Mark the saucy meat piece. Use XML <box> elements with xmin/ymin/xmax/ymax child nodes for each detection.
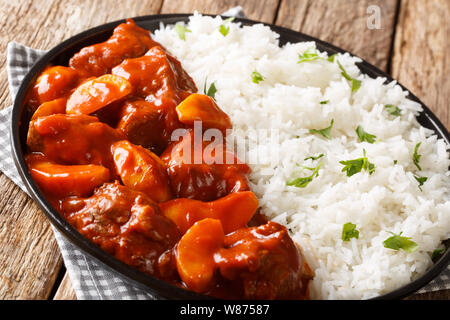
<box><xmin>160</xmin><ymin>130</ymin><xmax>251</xmax><ymax>201</ymax></box>
<box><xmin>66</xmin><ymin>74</ymin><xmax>132</xmax><ymax>115</ymax></box>
<box><xmin>27</xmin><ymin>114</ymin><xmax>124</xmax><ymax>172</ymax></box>
<box><xmin>26</xmin><ymin>153</ymin><xmax>110</xmax><ymax>198</ymax></box>
<box><xmin>59</xmin><ymin>182</ymin><xmax>180</xmax><ymax>278</ymax></box>
<box><xmin>159</xmin><ymin>191</ymin><xmax>259</xmax><ymax>234</ymax></box>
<box><xmin>27</xmin><ymin>66</ymin><xmax>79</xmax><ymax>111</ymax></box>
<box><xmin>214</xmin><ymin>221</ymin><xmax>311</xmax><ymax>300</ymax></box>
<box><xmin>112</xmin><ymin>46</ymin><xmax>197</xmax><ymax>152</ymax></box>
<box><xmin>69</xmin><ymin>19</ymin><xmax>159</xmax><ymax>77</ymax></box>
<box><xmin>117</xmin><ymin>99</ymin><xmax>182</xmax><ymax>154</ymax></box>
<box><xmin>111</xmin><ymin>46</ymin><xmax>196</xmax><ymax>101</ymax></box>
<box><xmin>112</xmin><ymin>140</ymin><xmax>172</xmax><ymax>202</ymax></box>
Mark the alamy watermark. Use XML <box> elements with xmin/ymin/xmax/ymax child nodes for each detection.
<box><xmin>169</xmin><ymin>121</ymin><xmax>280</xmax><ymax>167</ymax></box>
<box><xmin>367</xmin><ymin>5</ymin><xmax>382</xmax><ymax>30</ymax></box>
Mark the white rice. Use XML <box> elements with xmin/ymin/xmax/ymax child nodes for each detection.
<box><xmin>153</xmin><ymin>13</ymin><xmax>450</xmax><ymax>299</ymax></box>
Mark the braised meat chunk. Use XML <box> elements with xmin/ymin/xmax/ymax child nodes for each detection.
<box><xmin>69</xmin><ymin>19</ymin><xmax>159</xmax><ymax>77</ymax></box>
<box><xmin>27</xmin><ymin>114</ymin><xmax>124</xmax><ymax>171</ymax></box>
<box><xmin>161</xmin><ymin>130</ymin><xmax>251</xmax><ymax>201</ymax></box>
<box><xmin>117</xmin><ymin>98</ymin><xmax>182</xmax><ymax>154</ymax></box>
<box><xmin>214</xmin><ymin>221</ymin><xmax>312</xmax><ymax>300</ymax></box>
<box><xmin>59</xmin><ymin>182</ymin><xmax>181</xmax><ymax>278</ymax></box>
<box><xmin>111</xmin><ymin>46</ymin><xmax>197</xmax><ymax>101</ymax></box>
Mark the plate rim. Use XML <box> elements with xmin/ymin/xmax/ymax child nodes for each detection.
<box><xmin>10</xmin><ymin>13</ymin><xmax>450</xmax><ymax>300</ymax></box>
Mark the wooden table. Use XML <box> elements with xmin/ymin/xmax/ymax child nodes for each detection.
<box><xmin>0</xmin><ymin>0</ymin><xmax>448</xmax><ymax>300</ymax></box>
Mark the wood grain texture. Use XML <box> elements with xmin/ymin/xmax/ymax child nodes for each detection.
<box><xmin>160</xmin><ymin>0</ymin><xmax>280</xmax><ymax>23</ymax></box>
<box><xmin>391</xmin><ymin>0</ymin><xmax>449</xmax><ymax>130</ymax></box>
<box><xmin>53</xmin><ymin>273</ymin><xmax>77</xmax><ymax>300</ymax></box>
<box><xmin>276</xmin><ymin>0</ymin><xmax>398</xmax><ymax>71</ymax></box>
<box><xmin>0</xmin><ymin>0</ymin><xmax>163</xmax><ymax>300</ymax></box>
<box><xmin>0</xmin><ymin>174</ymin><xmax>63</xmax><ymax>299</ymax></box>
<box><xmin>393</xmin><ymin>0</ymin><xmax>450</xmax><ymax>298</ymax></box>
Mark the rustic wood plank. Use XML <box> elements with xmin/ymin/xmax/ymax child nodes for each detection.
<box><xmin>275</xmin><ymin>0</ymin><xmax>398</xmax><ymax>71</ymax></box>
<box><xmin>0</xmin><ymin>175</ymin><xmax>62</xmax><ymax>299</ymax></box>
<box><xmin>53</xmin><ymin>273</ymin><xmax>77</xmax><ymax>300</ymax></box>
<box><xmin>392</xmin><ymin>0</ymin><xmax>450</xmax><ymax>300</ymax></box>
<box><xmin>391</xmin><ymin>0</ymin><xmax>449</xmax><ymax>130</ymax></box>
<box><xmin>0</xmin><ymin>0</ymin><xmax>163</xmax><ymax>300</ymax></box>
<box><xmin>160</xmin><ymin>0</ymin><xmax>280</xmax><ymax>24</ymax></box>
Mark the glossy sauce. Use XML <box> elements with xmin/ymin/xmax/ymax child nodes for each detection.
<box><xmin>24</xmin><ymin>19</ymin><xmax>312</xmax><ymax>299</ymax></box>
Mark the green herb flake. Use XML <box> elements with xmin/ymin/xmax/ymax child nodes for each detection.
<box><xmin>219</xmin><ymin>24</ymin><xmax>230</xmax><ymax>36</ymax></box>
<box><xmin>356</xmin><ymin>125</ymin><xmax>377</xmax><ymax>144</ymax></box>
<box><xmin>413</xmin><ymin>142</ymin><xmax>422</xmax><ymax>171</ymax></box>
<box><xmin>414</xmin><ymin>175</ymin><xmax>428</xmax><ymax>191</ymax></box>
<box><xmin>286</xmin><ymin>176</ymin><xmax>314</xmax><ymax>188</ymax></box>
<box><xmin>203</xmin><ymin>79</ymin><xmax>217</xmax><ymax>100</ymax></box>
<box><xmin>342</xmin><ymin>222</ymin><xmax>359</xmax><ymax>241</ymax></box>
<box><xmin>287</xmin><ymin>163</ymin><xmax>322</xmax><ymax>189</ymax></box>
<box><xmin>320</xmin><ymin>100</ymin><xmax>329</xmax><ymax>104</ymax></box>
<box><xmin>298</xmin><ymin>48</ymin><xmax>322</xmax><ymax>64</ymax></box>
<box><xmin>384</xmin><ymin>104</ymin><xmax>401</xmax><ymax>117</ymax></box>
<box><xmin>383</xmin><ymin>231</ymin><xmax>418</xmax><ymax>253</ymax></box>
<box><xmin>431</xmin><ymin>247</ymin><xmax>445</xmax><ymax>260</ymax></box>
<box><xmin>304</xmin><ymin>153</ymin><xmax>325</xmax><ymax>161</ymax></box>
<box><xmin>309</xmin><ymin>119</ymin><xmax>334</xmax><ymax>139</ymax></box>
<box><xmin>393</xmin><ymin>160</ymin><xmax>398</xmax><ymax>165</ymax></box>
<box><xmin>251</xmin><ymin>70</ymin><xmax>264</xmax><ymax>84</ymax></box>
<box><xmin>175</xmin><ymin>24</ymin><xmax>191</xmax><ymax>41</ymax></box>
<box><xmin>219</xmin><ymin>17</ymin><xmax>235</xmax><ymax>37</ymax></box>
<box><xmin>337</xmin><ymin>61</ymin><xmax>362</xmax><ymax>93</ymax></box>
<box><xmin>327</xmin><ymin>53</ymin><xmax>337</xmax><ymax>63</ymax></box>
<box><xmin>339</xmin><ymin>149</ymin><xmax>375</xmax><ymax>177</ymax></box>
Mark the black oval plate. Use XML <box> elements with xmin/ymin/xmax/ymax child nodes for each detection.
<box><xmin>10</xmin><ymin>14</ymin><xmax>450</xmax><ymax>300</ymax></box>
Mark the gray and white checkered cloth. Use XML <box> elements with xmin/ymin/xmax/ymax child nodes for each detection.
<box><xmin>1</xmin><ymin>8</ymin><xmax>449</xmax><ymax>300</ymax></box>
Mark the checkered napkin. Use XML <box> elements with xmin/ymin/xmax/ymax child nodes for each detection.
<box><xmin>1</xmin><ymin>7</ymin><xmax>449</xmax><ymax>300</ymax></box>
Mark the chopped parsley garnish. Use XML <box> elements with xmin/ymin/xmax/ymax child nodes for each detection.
<box><xmin>356</xmin><ymin>125</ymin><xmax>377</xmax><ymax>144</ymax></box>
<box><xmin>413</xmin><ymin>142</ymin><xmax>422</xmax><ymax>171</ymax></box>
<box><xmin>414</xmin><ymin>175</ymin><xmax>427</xmax><ymax>191</ymax></box>
<box><xmin>342</xmin><ymin>222</ymin><xmax>359</xmax><ymax>241</ymax></box>
<box><xmin>175</xmin><ymin>24</ymin><xmax>191</xmax><ymax>41</ymax></box>
<box><xmin>383</xmin><ymin>232</ymin><xmax>418</xmax><ymax>253</ymax></box>
<box><xmin>431</xmin><ymin>247</ymin><xmax>445</xmax><ymax>260</ymax></box>
<box><xmin>393</xmin><ymin>160</ymin><xmax>398</xmax><ymax>165</ymax></box>
<box><xmin>385</xmin><ymin>104</ymin><xmax>401</xmax><ymax>117</ymax></box>
<box><xmin>337</xmin><ymin>61</ymin><xmax>361</xmax><ymax>92</ymax></box>
<box><xmin>309</xmin><ymin>119</ymin><xmax>334</xmax><ymax>139</ymax></box>
<box><xmin>304</xmin><ymin>153</ymin><xmax>325</xmax><ymax>161</ymax></box>
<box><xmin>251</xmin><ymin>70</ymin><xmax>264</xmax><ymax>84</ymax></box>
<box><xmin>219</xmin><ymin>17</ymin><xmax>235</xmax><ymax>37</ymax></box>
<box><xmin>287</xmin><ymin>163</ymin><xmax>322</xmax><ymax>188</ymax></box>
<box><xmin>203</xmin><ymin>78</ymin><xmax>217</xmax><ymax>100</ymax></box>
<box><xmin>320</xmin><ymin>100</ymin><xmax>329</xmax><ymax>104</ymax></box>
<box><xmin>219</xmin><ymin>24</ymin><xmax>230</xmax><ymax>37</ymax></box>
<box><xmin>339</xmin><ymin>149</ymin><xmax>375</xmax><ymax>177</ymax></box>
<box><xmin>327</xmin><ymin>53</ymin><xmax>337</xmax><ymax>62</ymax></box>
<box><xmin>298</xmin><ymin>48</ymin><xmax>322</xmax><ymax>64</ymax></box>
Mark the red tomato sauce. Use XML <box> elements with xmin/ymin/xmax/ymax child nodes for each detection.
<box><xmin>24</xmin><ymin>18</ymin><xmax>313</xmax><ymax>300</ymax></box>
